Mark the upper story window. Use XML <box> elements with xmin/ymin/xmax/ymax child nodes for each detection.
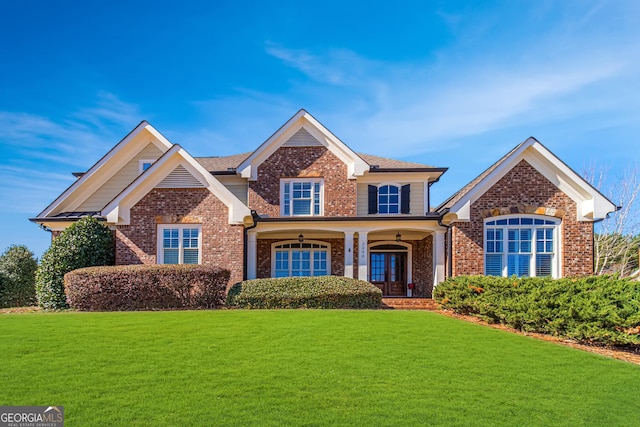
<box><xmin>368</xmin><ymin>184</ymin><xmax>410</xmax><ymax>214</ymax></box>
<box><xmin>281</xmin><ymin>179</ymin><xmax>323</xmax><ymax>216</ymax></box>
<box><xmin>139</xmin><ymin>159</ymin><xmax>155</xmax><ymax>174</ymax></box>
<box><xmin>484</xmin><ymin>216</ymin><xmax>559</xmax><ymax>278</ymax></box>
<box><xmin>157</xmin><ymin>224</ymin><xmax>201</xmax><ymax>264</ymax></box>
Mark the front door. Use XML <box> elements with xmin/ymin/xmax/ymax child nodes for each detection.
<box><xmin>370</xmin><ymin>252</ymin><xmax>407</xmax><ymax>296</ymax></box>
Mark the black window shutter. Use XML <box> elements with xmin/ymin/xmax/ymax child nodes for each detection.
<box><xmin>368</xmin><ymin>185</ymin><xmax>378</xmax><ymax>214</ymax></box>
<box><xmin>401</xmin><ymin>184</ymin><xmax>410</xmax><ymax>214</ymax></box>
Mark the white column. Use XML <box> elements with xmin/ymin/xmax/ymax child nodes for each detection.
<box><xmin>344</xmin><ymin>231</ymin><xmax>354</xmax><ymax>278</ymax></box>
<box><xmin>357</xmin><ymin>231</ymin><xmax>369</xmax><ymax>281</ymax></box>
<box><xmin>247</xmin><ymin>231</ymin><xmax>257</xmax><ymax>280</ymax></box>
<box><xmin>433</xmin><ymin>230</ymin><xmax>445</xmax><ymax>287</ymax></box>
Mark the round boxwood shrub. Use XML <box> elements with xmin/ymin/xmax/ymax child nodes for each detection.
<box><xmin>36</xmin><ymin>217</ymin><xmax>114</xmax><ymax>309</ymax></box>
<box><xmin>0</xmin><ymin>245</ymin><xmax>38</xmax><ymax>308</ymax></box>
<box><xmin>227</xmin><ymin>276</ymin><xmax>383</xmax><ymax>309</ymax></box>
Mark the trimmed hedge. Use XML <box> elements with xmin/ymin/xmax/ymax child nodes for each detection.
<box><xmin>65</xmin><ymin>265</ymin><xmax>230</xmax><ymax>311</ymax></box>
<box><xmin>227</xmin><ymin>276</ymin><xmax>383</xmax><ymax>309</ymax></box>
<box><xmin>0</xmin><ymin>245</ymin><xmax>38</xmax><ymax>308</ymax></box>
<box><xmin>433</xmin><ymin>275</ymin><xmax>640</xmax><ymax>346</ymax></box>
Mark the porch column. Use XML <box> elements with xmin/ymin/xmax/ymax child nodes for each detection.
<box><xmin>344</xmin><ymin>231</ymin><xmax>354</xmax><ymax>278</ymax></box>
<box><xmin>247</xmin><ymin>230</ymin><xmax>257</xmax><ymax>280</ymax></box>
<box><xmin>357</xmin><ymin>231</ymin><xmax>368</xmax><ymax>281</ymax></box>
<box><xmin>433</xmin><ymin>230</ymin><xmax>445</xmax><ymax>287</ymax></box>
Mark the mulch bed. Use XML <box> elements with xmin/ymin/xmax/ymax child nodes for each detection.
<box><xmin>435</xmin><ymin>309</ymin><xmax>640</xmax><ymax>366</ymax></box>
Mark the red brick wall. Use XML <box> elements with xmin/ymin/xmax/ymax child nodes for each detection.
<box><xmin>248</xmin><ymin>146</ymin><xmax>357</xmax><ymax>217</ymax></box>
<box><xmin>256</xmin><ymin>238</ymin><xmax>344</xmax><ymax>278</ymax></box>
<box><xmin>412</xmin><ymin>236</ymin><xmax>434</xmax><ymax>297</ymax></box>
<box><xmin>451</xmin><ymin>160</ymin><xmax>593</xmax><ymax>277</ymax></box>
<box><xmin>115</xmin><ymin>188</ymin><xmax>245</xmax><ymax>285</ymax></box>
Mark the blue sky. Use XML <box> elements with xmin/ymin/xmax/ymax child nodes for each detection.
<box><xmin>1</xmin><ymin>0</ymin><xmax>638</xmax><ymax>258</ymax></box>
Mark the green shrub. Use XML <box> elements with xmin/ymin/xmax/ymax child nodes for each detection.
<box><xmin>434</xmin><ymin>275</ymin><xmax>640</xmax><ymax>346</ymax></box>
<box><xmin>36</xmin><ymin>217</ymin><xmax>114</xmax><ymax>309</ymax></box>
<box><xmin>65</xmin><ymin>265</ymin><xmax>230</xmax><ymax>311</ymax></box>
<box><xmin>0</xmin><ymin>245</ymin><xmax>38</xmax><ymax>308</ymax></box>
<box><xmin>227</xmin><ymin>276</ymin><xmax>383</xmax><ymax>309</ymax></box>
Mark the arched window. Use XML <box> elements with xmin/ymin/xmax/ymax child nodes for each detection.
<box><xmin>484</xmin><ymin>216</ymin><xmax>559</xmax><ymax>278</ymax></box>
<box><xmin>272</xmin><ymin>241</ymin><xmax>331</xmax><ymax>277</ymax></box>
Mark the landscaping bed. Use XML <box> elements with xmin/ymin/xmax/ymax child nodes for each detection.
<box><xmin>434</xmin><ymin>275</ymin><xmax>640</xmax><ymax>347</ymax></box>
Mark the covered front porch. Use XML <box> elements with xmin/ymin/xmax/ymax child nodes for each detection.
<box><xmin>245</xmin><ymin>218</ymin><xmax>446</xmax><ymax>297</ymax></box>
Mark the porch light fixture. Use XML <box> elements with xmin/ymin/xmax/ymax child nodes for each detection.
<box><xmin>298</xmin><ymin>233</ymin><xmax>304</xmax><ymax>243</ymax></box>
<box><xmin>396</xmin><ymin>232</ymin><xmax>402</xmax><ymax>242</ymax></box>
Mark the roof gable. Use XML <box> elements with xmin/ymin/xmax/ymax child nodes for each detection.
<box><xmin>102</xmin><ymin>145</ymin><xmax>252</xmax><ymax>225</ymax></box>
<box><xmin>37</xmin><ymin>121</ymin><xmax>173</xmax><ymax>218</ymax></box>
<box><xmin>439</xmin><ymin>137</ymin><xmax>616</xmax><ymax>223</ymax></box>
<box><xmin>237</xmin><ymin>110</ymin><xmax>369</xmax><ymax>180</ymax></box>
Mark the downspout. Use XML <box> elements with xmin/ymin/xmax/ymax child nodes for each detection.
<box><xmin>437</xmin><ymin>212</ymin><xmax>452</xmax><ymax>279</ymax></box>
<box><xmin>242</xmin><ymin>210</ymin><xmax>259</xmax><ymax>281</ymax></box>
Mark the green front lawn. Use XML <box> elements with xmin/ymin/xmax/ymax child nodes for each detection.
<box><xmin>1</xmin><ymin>310</ymin><xmax>639</xmax><ymax>426</ymax></box>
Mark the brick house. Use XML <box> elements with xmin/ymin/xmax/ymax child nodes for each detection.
<box><xmin>31</xmin><ymin>110</ymin><xmax>616</xmax><ymax>297</ymax></box>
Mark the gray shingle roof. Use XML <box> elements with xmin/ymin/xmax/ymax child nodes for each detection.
<box><xmin>195</xmin><ymin>152</ymin><xmax>442</xmax><ymax>173</ymax></box>
<box><xmin>436</xmin><ymin>140</ymin><xmax>528</xmax><ymax>211</ymax></box>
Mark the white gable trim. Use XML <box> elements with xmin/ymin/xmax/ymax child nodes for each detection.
<box><xmin>237</xmin><ymin>110</ymin><xmax>369</xmax><ymax>180</ymax></box>
<box><xmin>102</xmin><ymin>145</ymin><xmax>252</xmax><ymax>225</ymax></box>
<box><xmin>445</xmin><ymin>138</ymin><xmax>616</xmax><ymax>223</ymax></box>
<box><xmin>38</xmin><ymin>122</ymin><xmax>174</xmax><ymax>218</ymax></box>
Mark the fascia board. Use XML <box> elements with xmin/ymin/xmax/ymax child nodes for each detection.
<box><xmin>447</xmin><ymin>138</ymin><xmax>616</xmax><ymax>222</ymax></box>
<box><xmin>176</xmin><ymin>148</ymin><xmax>252</xmax><ymax>224</ymax></box>
<box><xmin>302</xmin><ymin>113</ymin><xmax>369</xmax><ymax>178</ymax></box>
<box><xmin>103</xmin><ymin>145</ymin><xmax>183</xmax><ymax>223</ymax></box>
<box><xmin>446</xmin><ymin>140</ymin><xmax>534</xmax><ymax>219</ymax></box>
<box><xmin>40</xmin><ymin>122</ymin><xmax>172</xmax><ymax>217</ymax></box>
<box><xmin>528</xmin><ymin>141</ymin><xmax>616</xmax><ymax>219</ymax></box>
<box><xmin>104</xmin><ymin>146</ymin><xmax>251</xmax><ymax>225</ymax></box>
<box><xmin>238</xmin><ymin>110</ymin><xmax>307</xmax><ymax>180</ymax></box>
<box><xmin>357</xmin><ymin>172</ymin><xmax>440</xmax><ymax>183</ymax></box>
<box><xmin>144</xmin><ymin>124</ymin><xmax>174</xmax><ymax>151</ymax></box>
<box><xmin>237</xmin><ymin>110</ymin><xmax>369</xmax><ymax>180</ymax></box>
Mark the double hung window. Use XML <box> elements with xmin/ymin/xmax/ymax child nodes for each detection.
<box><xmin>368</xmin><ymin>183</ymin><xmax>410</xmax><ymax>214</ymax></box>
<box><xmin>484</xmin><ymin>216</ymin><xmax>558</xmax><ymax>278</ymax></box>
<box><xmin>378</xmin><ymin>185</ymin><xmax>400</xmax><ymax>214</ymax></box>
<box><xmin>158</xmin><ymin>225</ymin><xmax>201</xmax><ymax>264</ymax></box>
<box><xmin>281</xmin><ymin>179</ymin><xmax>323</xmax><ymax>216</ymax></box>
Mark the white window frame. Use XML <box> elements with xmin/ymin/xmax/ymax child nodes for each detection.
<box><xmin>139</xmin><ymin>159</ymin><xmax>155</xmax><ymax>174</ymax></box>
<box><xmin>484</xmin><ymin>215</ymin><xmax>560</xmax><ymax>278</ymax></box>
<box><xmin>271</xmin><ymin>240</ymin><xmax>331</xmax><ymax>277</ymax></box>
<box><xmin>377</xmin><ymin>183</ymin><xmax>401</xmax><ymax>214</ymax></box>
<box><xmin>157</xmin><ymin>224</ymin><xmax>202</xmax><ymax>265</ymax></box>
<box><xmin>280</xmin><ymin>178</ymin><xmax>324</xmax><ymax>217</ymax></box>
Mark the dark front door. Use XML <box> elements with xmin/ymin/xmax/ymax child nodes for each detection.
<box><xmin>370</xmin><ymin>252</ymin><xmax>407</xmax><ymax>296</ymax></box>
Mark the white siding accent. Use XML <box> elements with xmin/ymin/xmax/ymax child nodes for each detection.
<box><xmin>356</xmin><ymin>182</ymin><xmax>425</xmax><ymax>216</ymax></box>
<box><xmin>216</xmin><ymin>175</ymin><xmax>248</xmax><ymax>204</ymax></box>
<box><xmin>156</xmin><ymin>165</ymin><xmax>205</xmax><ymax>188</ymax></box>
<box><xmin>282</xmin><ymin>127</ymin><xmax>323</xmax><ymax>147</ymax></box>
<box><xmin>76</xmin><ymin>143</ymin><xmax>164</xmax><ymax>211</ymax></box>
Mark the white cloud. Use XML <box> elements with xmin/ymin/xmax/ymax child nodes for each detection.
<box><xmin>0</xmin><ymin>93</ymin><xmax>141</xmax><ymax>214</ymax></box>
